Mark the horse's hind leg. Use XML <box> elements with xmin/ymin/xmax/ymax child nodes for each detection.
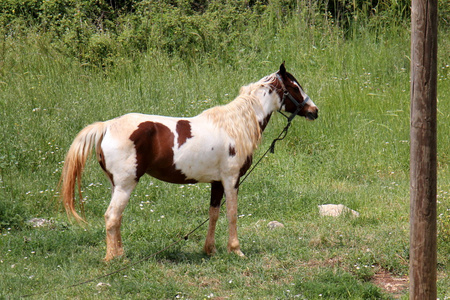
<box><xmin>104</xmin><ymin>181</ymin><xmax>137</xmax><ymax>261</ymax></box>
<box><xmin>204</xmin><ymin>181</ymin><xmax>224</xmax><ymax>255</ymax></box>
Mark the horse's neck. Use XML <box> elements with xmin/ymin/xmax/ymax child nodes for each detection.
<box><xmin>253</xmin><ymin>86</ymin><xmax>279</xmax><ymax>132</ymax></box>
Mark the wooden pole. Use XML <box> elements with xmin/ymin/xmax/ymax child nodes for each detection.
<box><xmin>409</xmin><ymin>0</ymin><xmax>438</xmax><ymax>298</ymax></box>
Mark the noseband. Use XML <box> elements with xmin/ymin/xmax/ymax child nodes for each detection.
<box><xmin>276</xmin><ymin>74</ymin><xmax>310</xmax><ymax>122</ymax></box>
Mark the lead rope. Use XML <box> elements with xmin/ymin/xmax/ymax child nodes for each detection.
<box><xmin>20</xmin><ymin>114</ymin><xmax>294</xmax><ymax>299</ymax></box>
<box><xmin>239</xmin><ymin>117</ymin><xmax>293</xmax><ymax>186</ymax></box>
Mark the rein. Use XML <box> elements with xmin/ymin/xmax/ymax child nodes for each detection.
<box><xmin>20</xmin><ymin>83</ymin><xmax>301</xmax><ymax>298</ymax></box>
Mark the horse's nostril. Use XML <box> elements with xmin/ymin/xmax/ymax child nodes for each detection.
<box><xmin>307</xmin><ymin>112</ymin><xmax>318</xmax><ymax>120</ymax></box>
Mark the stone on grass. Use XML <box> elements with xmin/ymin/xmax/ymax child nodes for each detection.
<box><xmin>318</xmin><ymin>204</ymin><xmax>360</xmax><ymax>217</ymax></box>
<box><xmin>27</xmin><ymin>218</ymin><xmax>53</xmax><ymax>227</ymax></box>
<box><xmin>96</xmin><ymin>282</ymin><xmax>111</xmax><ymax>290</ymax></box>
<box><xmin>267</xmin><ymin>221</ymin><xmax>285</xmax><ymax>229</ymax></box>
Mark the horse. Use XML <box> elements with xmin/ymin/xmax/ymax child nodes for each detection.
<box><xmin>60</xmin><ymin>63</ymin><xmax>318</xmax><ymax>261</ymax></box>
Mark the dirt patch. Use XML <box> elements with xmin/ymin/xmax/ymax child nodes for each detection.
<box><xmin>372</xmin><ymin>269</ymin><xmax>408</xmax><ymax>298</ymax></box>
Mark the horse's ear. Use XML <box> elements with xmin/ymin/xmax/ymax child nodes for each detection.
<box><xmin>279</xmin><ymin>61</ymin><xmax>287</xmax><ymax>76</ymax></box>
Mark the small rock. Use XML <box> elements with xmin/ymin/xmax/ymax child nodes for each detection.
<box><xmin>27</xmin><ymin>218</ymin><xmax>53</xmax><ymax>227</ymax></box>
<box><xmin>96</xmin><ymin>282</ymin><xmax>111</xmax><ymax>290</ymax></box>
<box><xmin>267</xmin><ymin>221</ymin><xmax>285</xmax><ymax>229</ymax></box>
<box><xmin>318</xmin><ymin>204</ymin><xmax>360</xmax><ymax>217</ymax></box>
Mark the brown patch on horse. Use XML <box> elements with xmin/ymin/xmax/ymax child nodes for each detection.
<box><xmin>96</xmin><ymin>134</ymin><xmax>114</xmax><ymax>186</ymax></box>
<box><xmin>98</xmin><ymin>148</ymin><xmax>114</xmax><ymax>186</ymax></box>
<box><xmin>259</xmin><ymin>114</ymin><xmax>272</xmax><ymax>132</ymax></box>
<box><xmin>235</xmin><ymin>156</ymin><xmax>253</xmax><ymax>189</ymax></box>
<box><xmin>176</xmin><ymin>120</ymin><xmax>193</xmax><ymax>147</ymax></box>
<box><xmin>210</xmin><ymin>181</ymin><xmax>224</xmax><ymax>207</ymax></box>
<box><xmin>281</xmin><ymin>72</ymin><xmax>307</xmax><ymax>114</ymax></box>
<box><xmin>129</xmin><ymin>121</ymin><xmax>197</xmax><ymax>184</ymax></box>
<box><xmin>229</xmin><ymin>145</ymin><xmax>236</xmax><ymax>157</ymax></box>
<box><xmin>270</xmin><ymin>80</ymin><xmax>285</xmax><ymax>102</ymax></box>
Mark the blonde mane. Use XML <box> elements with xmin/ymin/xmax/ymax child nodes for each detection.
<box><xmin>201</xmin><ymin>75</ymin><xmax>276</xmax><ymax>161</ymax></box>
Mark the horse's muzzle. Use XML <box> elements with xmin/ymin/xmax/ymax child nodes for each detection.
<box><xmin>306</xmin><ymin>110</ymin><xmax>318</xmax><ymax>121</ymax></box>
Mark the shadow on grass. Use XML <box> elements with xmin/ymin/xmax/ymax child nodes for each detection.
<box><xmin>156</xmin><ymin>249</ymin><xmax>210</xmax><ymax>264</ymax></box>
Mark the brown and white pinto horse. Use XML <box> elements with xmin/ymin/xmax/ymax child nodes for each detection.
<box><xmin>60</xmin><ymin>63</ymin><xmax>318</xmax><ymax>261</ymax></box>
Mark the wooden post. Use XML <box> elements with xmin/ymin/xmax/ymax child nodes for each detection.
<box><xmin>409</xmin><ymin>0</ymin><xmax>438</xmax><ymax>298</ymax></box>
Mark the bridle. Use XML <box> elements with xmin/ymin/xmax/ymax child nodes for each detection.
<box><xmin>276</xmin><ymin>74</ymin><xmax>310</xmax><ymax>122</ymax></box>
<box><xmin>263</xmin><ymin>74</ymin><xmax>311</xmax><ymax>154</ymax></box>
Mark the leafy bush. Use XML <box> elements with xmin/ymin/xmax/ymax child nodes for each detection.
<box><xmin>326</xmin><ymin>0</ymin><xmax>410</xmax><ymax>29</ymax></box>
<box><xmin>3</xmin><ymin>0</ymin><xmax>440</xmax><ymax>67</ymax></box>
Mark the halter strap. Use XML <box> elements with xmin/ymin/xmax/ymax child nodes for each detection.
<box><xmin>276</xmin><ymin>74</ymin><xmax>309</xmax><ymax>122</ymax></box>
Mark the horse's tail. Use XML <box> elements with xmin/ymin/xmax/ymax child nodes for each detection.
<box><xmin>60</xmin><ymin>122</ymin><xmax>108</xmax><ymax>223</ymax></box>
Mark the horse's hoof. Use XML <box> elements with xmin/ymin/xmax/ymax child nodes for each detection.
<box><xmin>231</xmin><ymin>249</ymin><xmax>246</xmax><ymax>258</ymax></box>
<box><xmin>204</xmin><ymin>245</ymin><xmax>217</xmax><ymax>256</ymax></box>
<box><xmin>103</xmin><ymin>252</ymin><xmax>125</xmax><ymax>262</ymax></box>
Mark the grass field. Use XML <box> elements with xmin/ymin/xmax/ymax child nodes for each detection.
<box><xmin>1</xmin><ymin>10</ymin><xmax>450</xmax><ymax>299</ymax></box>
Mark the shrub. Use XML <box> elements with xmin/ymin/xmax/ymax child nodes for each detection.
<box><xmin>1</xmin><ymin>0</ymin><xmax>448</xmax><ymax>67</ymax></box>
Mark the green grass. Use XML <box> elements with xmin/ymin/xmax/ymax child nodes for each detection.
<box><xmin>1</xmin><ymin>14</ymin><xmax>450</xmax><ymax>299</ymax></box>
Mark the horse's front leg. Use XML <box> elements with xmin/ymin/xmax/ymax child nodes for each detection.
<box><xmin>224</xmin><ymin>179</ymin><xmax>245</xmax><ymax>257</ymax></box>
<box><xmin>204</xmin><ymin>181</ymin><xmax>224</xmax><ymax>255</ymax></box>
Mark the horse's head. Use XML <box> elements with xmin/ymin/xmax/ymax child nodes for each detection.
<box><xmin>275</xmin><ymin>62</ymin><xmax>318</xmax><ymax>121</ymax></box>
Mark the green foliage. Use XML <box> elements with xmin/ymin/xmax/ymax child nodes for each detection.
<box><xmin>5</xmin><ymin>0</ymin><xmax>444</xmax><ymax>67</ymax></box>
<box><xmin>326</xmin><ymin>0</ymin><xmax>411</xmax><ymax>30</ymax></box>
<box><xmin>1</xmin><ymin>0</ymin><xmax>271</xmax><ymax>66</ymax></box>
